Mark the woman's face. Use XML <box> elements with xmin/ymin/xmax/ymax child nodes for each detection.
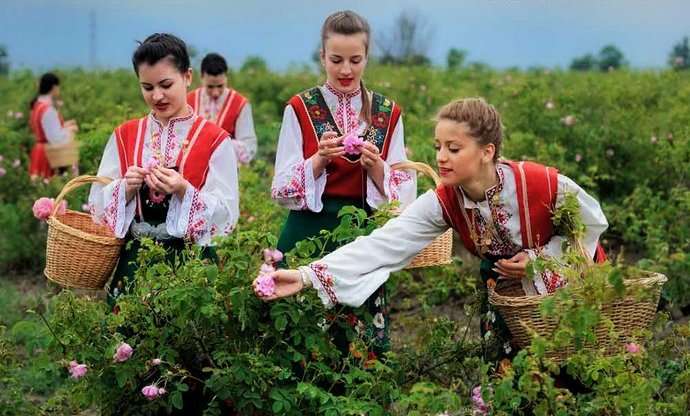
<box><xmin>320</xmin><ymin>32</ymin><xmax>368</xmax><ymax>94</ymax></box>
<box><xmin>137</xmin><ymin>58</ymin><xmax>191</xmax><ymax>122</ymax></box>
<box><xmin>435</xmin><ymin>119</ymin><xmax>495</xmax><ymax>187</ymax></box>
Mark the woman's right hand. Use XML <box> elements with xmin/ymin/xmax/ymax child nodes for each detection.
<box><xmin>253</xmin><ymin>269</ymin><xmax>304</xmax><ymax>301</ymax></box>
<box><xmin>124</xmin><ymin>166</ymin><xmax>148</xmax><ymax>201</ymax></box>
<box><xmin>311</xmin><ymin>131</ymin><xmax>344</xmax><ymax>175</ymax></box>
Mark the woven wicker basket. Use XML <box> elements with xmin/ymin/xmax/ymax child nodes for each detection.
<box><xmin>391</xmin><ymin>161</ymin><xmax>453</xmax><ymax>269</ymax></box>
<box><xmin>45</xmin><ymin>140</ymin><xmax>79</xmax><ymax>168</ymax></box>
<box><xmin>45</xmin><ymin>175</ymin><xmax>124</xmax><ymax>289</ymax></box>
<box><xmin>488</xmin><ymin>272</ymin><xmax>667</xmax><ymax>363</ymax></box>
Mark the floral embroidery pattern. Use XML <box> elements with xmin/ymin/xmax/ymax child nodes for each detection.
<box><xmin>103</xmin><ymin>181</ymin><xmax>122</xmax><ymax>234</ymax></box>
<box><xmin>186</xmin><ymin>189</ymin><xmax>208</xmax><ymax>242</ymax></box>
<box><xmin>372</xmin><ymin>111</ymin><xmax>388</xmax><ymax>129</ymax></box>
<box><xmin>471</xmin><ymin>168</ymin><xmax>521</xmax><ymax>256</ymax></box>
<box><xmin>325</xmin><ymin>83</ymin><xmax>360</xmax><ymax>134</ymax></box>
<box><xmin>543</xmin><ymin>270</ymin><xmax>566</xmax><ymax>293</ymax></box>
<box><xmin>309</xmin><ymin>262</ymin><xmax>337</xmax><ymax>305</ymax></box>
<box><xmin>388</xmin><ymin>169</ymin><xmax>412</xmax><ymax>201</ymax></box>
<box><xmin>271</xmin><ymin>162</ymin><xmax>307</xmax><ymax>210</ymax></box>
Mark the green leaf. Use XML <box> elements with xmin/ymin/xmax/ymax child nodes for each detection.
<box><xmin>171</xmin><ymin>391</ymin><xmax>183</xmax><ymax>409</ymax></box>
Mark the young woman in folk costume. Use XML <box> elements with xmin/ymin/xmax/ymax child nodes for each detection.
<box><xmin>187</xmin><ymin>53</ymin><xmax>257</xmax><ymax>164</ymax></box>
<box><xmin>28</xmin><ymin>72</ymin><xmax>79</xmax><ymax>178</ymax></box>
<box><xmin>258</xmin><ymin>98</ymin><xmax>608</xmax><ymax>361</ymax></box>
<box><xmin>270</xmin><ymin>10</ymin><xmax>416</xmax><ymax>357</ymax></box>
<box><xmin>88</xmin><ymin>34</ymin><xmax>239</xmax><ymax>308</ymax></box>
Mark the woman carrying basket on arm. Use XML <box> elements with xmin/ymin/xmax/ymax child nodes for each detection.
<box><xmin>270</xmin><ymin>10</ymin><xmax>416</xmax><ymax>358</ymax></box>
<box><xmin>28</xmin><ymin>72</ymin><xmax>79</xmax><ymax>179</ymax></box>
<box><xmin>257</xmin><ymin>97</ymin><xmax>608</xmax><ymax>361</ymax></box>
<box><xmin>88</xmin><ymin>33</ymin><xmax>240</xmax><ymax>308</ymax></box>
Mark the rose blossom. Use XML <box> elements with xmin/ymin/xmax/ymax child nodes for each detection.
<box><xmin>342</xmin><ymin>131</ymin><xmax>364</xmax><ymax>155</ymax></box>
<box><xmin>113</xmin><ymin>342</ymin><xmax>133</xmax><ymax>362</ymax></box>
<box><xmin>68</xmin><ymin>360</ymin><xmax>88</xmax><ymax>379</ymax></box>
<box><xmin>255</xmin><ymin>273</ymin><xmax>276</xmax><ymax>297</ymax></box>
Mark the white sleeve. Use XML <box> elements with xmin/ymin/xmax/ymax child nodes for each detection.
<box><xmin>539</xmin><ymin>174</ymin><xmax>608</xmax><ymax>260</ymax></box>
<box><xmin>41</xmin><ymin>107</ymin><xmax>70</xmax><ymax>144</ymax></box>
<box><xmin>166</xmin><ymin>137</ymin><xmax>240</xmax><ymax>246</ymax></box>
<box><xmin>271</xmin><ymin>105</ymin><xmax>326</xmax><ymax>212</ymax></box>
<box><xmin>366</xmin><ymin>118</ymin><xmax>417</xmax><ymax>210</ymax></box>
<box><xmin>303</xmin><ymin>190</ymin><xmax>448</xmax><ymax>308</ymax></box>
<box><xmin>232</xmin><ymin>103</ymin><xmax>258</xmax><ymax>164</ymax></box>
<box><xmin>523</xmin><ymin>174</ymin><xmax>609</xmax><ymax>295</ymax></box>
<box><xmin>87</xmin><ymin>132</ymin><xmax>136</xmax><ymax>238</ymax></box>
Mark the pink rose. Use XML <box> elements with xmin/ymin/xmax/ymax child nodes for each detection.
<box><xmin>142</xmin><ymin>385</ymin><xmax>161</xmax><ymax>400</ymax></box>
<box><xmin>158</xmin><ymin>387</ymin><xmax>167</xmax><ymax>396</ymax></box>
<box><xmin>32</xmin><ymin>197</ymin><xmax>54</xmax><ymax>220</ymax></box>
<box><xmin>561</xmin><ymin>115</ymin><xmax>576</xmax><ymax>127</ymax></box>
<box><xmin>68</xmin><ymin>360</ymin><xmax>88</xmax><ymax>379</ymax></box>
<box><xmin>343</xmin><ymin>131</ymin><xmax>364</xmax><ymax>155</ymax></box>
<box><xmin>545</xmin><ymin>100</ymin><xmax>555</xmax><ymax>110</ymax></box>
<box><xmin>0</xmin><ymin>167</ymin><xmax>5</xmax><ymax>177</ymax></box>
<box><xmin>471</xmin><ymin>385</ymin><xmax>490</xmax><ymax>415</ymax></box>
<box><xmin>14</xmin><ymin>112</ymin><xmax>23</xmax><ymax>119</ymax></box>
<box><xmin>113</xmin><ymin>342</ymin><xmax>133</xmax><ymax>362</ymax></box>
<box><xmin>625</xmin><ymin>342</ymin><xmax>641</xmax><ymax>354</ymax></box>
<box><xmin>12</xmin><ymin>159</ymin><xmax>20</xmax><ymax>168</ymax></box>
<box><xmin>262</xmin><ymin>248</ymin><xmax>283</xmax><ymax>264</ymax></box>
<box><xmin>255</xmin><ymin>273</ymin><xmax>276</xmax><ymax>297</ymax></box>
<box><xmin>151</xmin><ymin>358</ymin><xmax>162</xmax><ymax>366</ymax></box>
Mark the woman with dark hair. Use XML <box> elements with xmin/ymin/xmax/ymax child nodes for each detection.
<box><xmin>87</xmin><ymin>33</ymin><xmax>239</xmax><ymax>308</ymax></box>
<box><xmin>270</xmin><ymin>10</ymin><xmax>416</xmax><ymax>359</ymax></box>
<box><xmin>28</xmin><ymin>72</ymin><xmax>78</xmax><ymax>178</ymax></box>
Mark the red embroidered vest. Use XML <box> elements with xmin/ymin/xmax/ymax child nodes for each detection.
<box><xmin>435</xmin><ymin>160</ymin><xmax>606</xmax><ymax>261</ymax></box>
<box><xmin>113</xmin><ymin>115</ymin><xmax>227</xmax><ymax>190</ymax></box>
<box><xmin>288</xmin><ymin>87</ymin><xmax>401</xmax><ymax>199</ymax></box>
<box><xmin>187</xmin><ymin>88</ymin><xmax>247</xmax><ymax>137</ymax></box>
<box><xmin>30</xmin><ymin>101</ymin><xmax>63</xmax><ymax>144</ymax></box>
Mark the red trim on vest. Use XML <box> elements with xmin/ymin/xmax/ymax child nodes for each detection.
<box><xmin>114</xmin><ymin>115</ymin><xmax>227</xmax><ymax>190</ymax></box>
<box><xmin>187</xmin><ymin>88</ymin><xmax>247</xmax><ymax>137</ymax></box>
<box><xmin>505</xmin><ymin>160</ymin><xmax>559</xmax><ymax>248</ymax></box>
<box><xmin>30</xmin><ymin>101</ymin><xmax>50</xmax><ymax>144</ymax></box>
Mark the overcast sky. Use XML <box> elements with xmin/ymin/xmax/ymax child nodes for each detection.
<box><xmin>2</xmin><ymin>0</ymin><xmax>688</xmax><ymax>71</ymax></box>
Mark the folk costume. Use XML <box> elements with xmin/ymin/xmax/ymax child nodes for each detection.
<box><xmin>88</xmin><ymin>108</ymin><xmax>240</xmax><ymax>305</ymax></box>
<box><xmin>187</xmin><ymin>87</ymin><xmax>257</xmax><ymax>163</ymax></box>
<box><xmin>271</xmin><ymin>83</ymin><xmax>416</xmax><ymax>356</ymax></box>
<box><xmin>298</xmin><ymin>160</ymin><xmax>608</xmax><ymax>359</ymax></box>
<box><xmin>28</xmin><ymin>95</ymin><xmax>72</xmax><ymax>178</ymax></box>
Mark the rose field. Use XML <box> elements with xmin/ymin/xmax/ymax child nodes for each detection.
<box><xmin>0</xmin><ymin>64</ymin><xmax>689</xmax><ymax>415</ymax></box>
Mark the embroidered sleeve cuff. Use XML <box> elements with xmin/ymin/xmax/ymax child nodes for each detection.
<box><xmin>367</xmin><ymin>163</ymin><xmax>413</xmax><ymax>208</ymax></box>
<box><xmin>271</xmin><ymin>160</ymin><xmax>324</xmax><ymax>212</ymax></box>
<box><xmin>307</xmin><ymin>262</ymin><xmax>338</xmax><ymax>308</ymax></box>
<box><xmin>166</xmin><ymin>185</ymin><xmax>215</xmax><ymax>242</ymax></box>
<box><xmin>102</xmin><ymin>179</ymin><xmax>134</xmax><ymax>238</ymax></box>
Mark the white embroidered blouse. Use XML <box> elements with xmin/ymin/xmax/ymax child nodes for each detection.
<box><xmin>271</xmin><ymin>84</ymin><xmax>417</xmax><ymax>212</ymax></box>
<box><xmin>88</xmin><ymin>110</ymin><xmax>240</xmax><ymax>246</ymax></box>
<box><xmin>300</xmin><ymin>163</ymin><xmax>608</xmax><ymax>307</ymax></box>
<box><xmin>197</xmin><ymin>87</ymin><xmax>257</xmax><ymax>164</ymax></box>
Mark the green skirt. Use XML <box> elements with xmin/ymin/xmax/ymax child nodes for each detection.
<box><xmin>277</xmin><ymin>197</ymin><xmax>391</xmax><ymax>358</ymax></box>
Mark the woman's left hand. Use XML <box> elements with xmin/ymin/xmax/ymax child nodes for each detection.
<box><xmin>360</xmin><ymin>142</ymin><xmax>383</xmax><ymax>171</ymax></box>
<box><xmin>493</xmin><ymin>251</ymin><xmax>530</xmax><ymax>279</ymax></box>
<box><xmin>145</xmin><ymin>166</ymin><xmax>189</xmax><ymax>199</ymax></box>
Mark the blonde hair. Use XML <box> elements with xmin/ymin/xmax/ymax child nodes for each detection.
<box><xmin>321</xmin><ymin>10</ymin><xmax>372</xmax><ymax>124</ymax></box>
<box><xmin>436</xmin><ymin>98</ymin><xmax>503</xmax><ymax>161</ymax></box>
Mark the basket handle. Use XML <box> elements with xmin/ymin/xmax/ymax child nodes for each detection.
<box><xmin>391</xmin><ymin>161</ymin><xmax>441</xmax><ymax>186</ymax></box>
<box><xmin>52</xmin><ymin>175</ymin><xmax>114</xmax><ymax>216</ymax></box>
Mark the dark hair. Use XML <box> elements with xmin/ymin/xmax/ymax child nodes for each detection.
<box><xmin>321</xmin><ymin>10</ymin><xmax>372</xmax><ymax>124</ymax></box>
<box><xmin>200</xmin><ymin>53</ymin><xmax>228</xmax><ymax>76</ymax></box>
<box><xmin>131</xmin><ymin>33</ymin><xmax>190</xmax><ymax>76</ymax></box>
<box><xmin>30</xmin><ymin>72</ymin><xmax>60</xmax><ymax>108</ymax></box>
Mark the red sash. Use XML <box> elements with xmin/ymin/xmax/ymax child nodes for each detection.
<box><xmin>435</xmin><ymin>161</ymin><xmax>606</xmax><ymax>261</ymax></box>
<box><xmin>113</xmin><ymin>115</ymin><xmax>228</xmax><ymax>217</ymax></box>
<box><xmin>288</xmin><ymin>88</ymin><xmax>401</xmax><ymax>199</ymax></box>
<box><xmin>187</xmin><ymin>88</ymin><xmax>247</xmax><ymax>137</ymax></box>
